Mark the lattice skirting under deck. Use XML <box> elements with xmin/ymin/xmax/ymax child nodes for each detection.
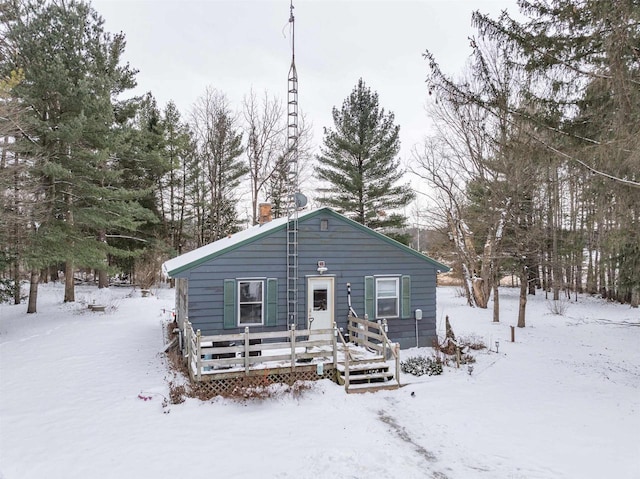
<box><xmin>190</xmin><ymin>368</ymin><xmax>337</xmax><ymax>398</ymax></box>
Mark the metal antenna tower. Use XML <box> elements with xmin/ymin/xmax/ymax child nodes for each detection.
<box><xmin>286</xmin><ymin>0</ymin><xmax>299</xmax><ymax>328</ymax></box>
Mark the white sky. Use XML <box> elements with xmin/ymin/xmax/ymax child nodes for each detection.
<box><xmin>91</xmin><ymin>0</ymin><xmax>518</xmax><ymax>217</ymax></box>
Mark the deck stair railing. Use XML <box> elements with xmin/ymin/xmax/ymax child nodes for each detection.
<box><xmin>337</xmin><ymin>315</ymin><xmax>401</xmax><ymax>393</ymax></box>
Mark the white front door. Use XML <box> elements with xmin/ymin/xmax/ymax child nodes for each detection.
<box><xmin>307</xmin><ymin>277</ymin><xmax>335</xmax><ymax>339</ymax></box>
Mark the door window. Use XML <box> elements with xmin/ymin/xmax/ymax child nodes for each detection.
<box><xmin>313</xmin><ymin>288</ymin><xmax>328</xmax><ymax>311</ymax></box>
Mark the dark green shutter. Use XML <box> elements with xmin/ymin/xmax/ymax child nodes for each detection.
<box><xmin>223</xmin><ymin>279</ymin><xmax>236</xmax><ymax>329</ymax></box>
<box><xmin>266</xmin><ymin>278</ymin><xmax>277</xmax><ymax>326</ymax></box>
<box><xmin>401</xmin><ymin>275</ymin><xmax>411</xmax><ymax>319</ymax></box>
<box><xmin>364</xmin><ymin>276</ymin><xmax>374</xmax><ymax>319</ymax></box>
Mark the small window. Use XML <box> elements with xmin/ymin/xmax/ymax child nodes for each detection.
<box><xmin>238</xmin><ymin>280</ymin><xmax>264</xmax><ymax>325</ymax></box>
<box><xmin>313</xmin><ymin>288</ymin><xmax>328</xmax><ymax>311</ymax></box>
<box><xmin>376</xmin><ymin>277</ymin><xmax>399</xmax><ymax>318</ymax></box>
<box><xmin>320</xmin><ymin>219</ymin><xmax>329</xmax><ymax>231</ymax></box>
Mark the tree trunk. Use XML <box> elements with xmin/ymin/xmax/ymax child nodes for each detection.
<box><xmin>631</xmin><ymin>287</ymin><xmax>639</xmax><ymax>308</ymax></box>
<box><xmin>492</xmin><ymin>279</ymin><xmax>500</xmax><ymax>323</ymax></box>
<box><xmin>461</xmin><ymin>263</ymin><xmax>475</xmax><ymax>307</ymax></box>
<box><xmin>64</xmin><ymin>260</ymin><xmax>75</xmax><ymax>302</ymax></box>
<box><xmin>517</xmin><ymin>265</ymin><xmax>527</xmax><ymax>328</ymax></box>
<box><xmin>50</xmin><ymin>266</ymin><xmax>59</xmax><ymax>283</ymax></box>
<box><xmin>27</xmin><ymin>269</ymin><xmax>39</xmax><ymax>314</ymax></box>
<box><xmin>97</xmin><ymin>231</ymin><xmax>109</xmax><ymax>288</ymax></box>
<box><xmin>527</xmin><ymin>261</ymin><xmax>537</xmax><ymax>295</ymax></box>
<box><xmin>98</xmin><ymin>269</ymin><xmax>108</xmax><ymax>289</ymax></box>
<box><xmin>551</xmin><ymin>163</ymin><xmax>562</xmax><ymax>301</ymax></box>
<box><xmin>12</xmin><ymin>257</ymin><xmax>20</xmax><ymax>305</ymax></box>
<box><xmin>575</xmin><ymin>261</ymin><xmax>583</xmax><ymax>294</ymax></box>
<box><xmin>472</xmin><ymin>278</ymin><xmax>489</xmax><ymax>308</ymax></box>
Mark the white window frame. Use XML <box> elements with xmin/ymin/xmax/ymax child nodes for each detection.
<box><xmin>375</xmin><ymin>277</ymin><xmax>399</xmax><ymax>319</ymax></box>
<box><xmin>237</xmin><ymin>279</ymin><xmax>264</xmax><ymax>326</ymax></box>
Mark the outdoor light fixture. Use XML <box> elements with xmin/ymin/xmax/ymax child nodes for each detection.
<box><xmin>317</xmin><ymin>260</ymin><xmax>327</xmax><ymax>274</ymax></box>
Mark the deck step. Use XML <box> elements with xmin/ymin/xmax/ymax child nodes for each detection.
<box><xmin>346</xmin><ymin>382</ymin><xmax>400</xmax><ymax>394</ymax></box>
<box><xmin>346</xmin><ymin>371</ymin><xmax>394</xmax><ymax>383</ymax></box>
<box><xmin>337</xmin><ymin>359</ymin><xmax>396</xmax><ymax>392</ymax></box>
<box><xmin>336</xmin><ymin>362</ymin><xmax>389</xmax><ymax>374</ymax></box>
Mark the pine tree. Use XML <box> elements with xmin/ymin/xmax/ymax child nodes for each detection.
<box><xmin>190</xmin><ymin>88</ymin><xmax>247</xmax><ymax>244</ymax></box>
<box><xmin>2</xmin><ymin>0</ymin><xmax>155</xmax><ymax>303</ymax></box>
<box><xmin>316</xmin><ymin>79</ymin><xmax>414</xmax><ymax>235</ymax></box>
<box><xmin>157</xmin><ymin>101</ymin><xmax>193</xmax><ymax>255</ymax></box>
<box><xmin>0</xmin><ymin>68</ymin><xmax>29</xmax><ymax>304</ymax></box>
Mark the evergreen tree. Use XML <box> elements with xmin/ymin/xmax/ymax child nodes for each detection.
<box><xmin>316</xmin><ymin>79</ymin><xmax>414</xmax><ymax>235</ymax></box>
<box><xmin>107</xmin><ymin>93</ymin><xmax>168</xmax><ymax>287</ymax></box>
<box><xmin>190</xmin><ymin>88</ymin><xmax>247</xmax><ymax>244</ymax></box>
<box><xmin>157</xmin><ymin>101</ymin><xmax>193</xmax><ymax>255</ymax></box>
<box><xmin>0</xmin><ymin>68</ymin><xmax>28</xmax><ymax>304</ymax></box>
<box><xmin>2</xmin><ymin>0</ymin><xmax>156</xmax><ymax>303</ymax></box>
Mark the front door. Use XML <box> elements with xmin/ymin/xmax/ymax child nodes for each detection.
<box><xmin>307</xmin><ymin>277</ymin><xmax>334</xmax><ymax>339</ymax></box>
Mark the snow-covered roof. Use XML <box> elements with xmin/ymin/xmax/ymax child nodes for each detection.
<box><xmin>162</xmin><ymin>207</ymin><xmax>450</xmax><ymax>276</ymax></box>
<box><xmin>162</xmin><ymin>208</ymin><xmax>318</xmax><ymax>276</ymax></box>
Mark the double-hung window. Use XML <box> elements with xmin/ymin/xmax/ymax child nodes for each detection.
<box><xmin>376</xmin><ymin>277</ymin><xmax>399</xmax><ymax>318</ymax></box>
<box><xmin>238</xmin><ymin>280</ymin><xmax>264</xmax><ymax>325</ymax></box>
<box><xmin>364</xmin><ymin>275</ymin><xmax>411</xmax><ymax>320</ymax></box>
<box><xmin>224</xmin><ymin>278</ymin><xmax>277</xmax><ymax>329</ymax></box>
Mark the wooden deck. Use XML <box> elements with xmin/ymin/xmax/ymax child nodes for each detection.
<box><xmin>183</xmin><ymin>315</ymin><xmax>401</xmax><ymax>394</ymax></box>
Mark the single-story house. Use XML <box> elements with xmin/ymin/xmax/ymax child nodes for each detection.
<box><xmin>162</xmin><ymin>206</ymin><xmax>449</xmax><ymax>350</ymax></box>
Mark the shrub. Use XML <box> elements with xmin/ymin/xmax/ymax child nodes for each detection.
<box><xmin>546</xmin><ymin>298</ymin><xmax>570</xmax><ymax>315</ymax></box>
<box><xmin>400</xmin><ymin>355</ymin><xmax>443</xmax><ymax>376</ymax></box>
<box><xmin>458</xmin><ymin>334</ymin><xmax>486</xmax><ymax>351</ymax></box>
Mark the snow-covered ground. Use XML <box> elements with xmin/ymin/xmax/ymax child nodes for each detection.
<box><xmin>0</xmin><ymin>283</ymin><xmax>638</xmax><ymax>479</ymax></box>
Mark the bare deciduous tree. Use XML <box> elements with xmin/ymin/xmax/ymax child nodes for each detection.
<box><xmin>242</xmin><ymin>89</ymin><xmax>286</xmax><ymax>224</ymax></box>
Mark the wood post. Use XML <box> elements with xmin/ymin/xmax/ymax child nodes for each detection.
<box><xmin>184</xmin><ymin>323</ymin><xmax>191</xmax><ymax>377</ymax></box>
<box><xmin>344</xmin><ymin>346</ymin><xmax>350</xmax><ymax>391</ymax></box>
<box><xmin>244</xmin><ymin>327</ymin><xmax>250</xmax><ymax>374</ymax></box>
<box><xmin>196</xmin><ymin>329</ymin><xmax>202</xmax><ymax>381</ymax></box>
<box><xmin>510</xmin><ymin>325</ymin><xmax>515</xmax><ymax>342</ymax></box>
<box><xmin>378</xmin><ymin>320</ymin><xmax>386</xmax><ymax>358</ymax></box>
<box><xmin>395</xmin><ymin>343</ymin><xmax>401</xmax><ymax>387</ymax></box>
<box><xmin>290</xmin><ymin>323</ymin><xmax>296</xmax><ymax>373</ymax></box>
<box><xmin>332</xmin><ymin>322</ymin><xmax>338</xmax><ymax>367</ymax></box>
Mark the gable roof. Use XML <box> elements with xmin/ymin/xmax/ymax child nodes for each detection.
<box><xmin>162</xmin><ymin>207</ymin><xmax>450</xmax><ymax>276</ymax></box>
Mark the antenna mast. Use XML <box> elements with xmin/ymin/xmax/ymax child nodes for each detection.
<box><xmin>286</xmin><ymin>0</ymin><xmax>299</xmax><ymax>328</ymax></box>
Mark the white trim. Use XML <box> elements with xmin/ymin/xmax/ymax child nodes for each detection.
<box><xmin>237</xmin><ymin>279</ymin><xmax>264</xmax><ymax>326</ymax></box>
<box><xmin>375</xmin><ymin>277</ymin><xmax>400</xmax><ymax>319</ymax></box>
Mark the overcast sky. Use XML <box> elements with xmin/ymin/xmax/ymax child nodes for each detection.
<box><xmin>91</xmin><ymin>0</ymin><xmax>518</xmax><ymax>214</ymax></box>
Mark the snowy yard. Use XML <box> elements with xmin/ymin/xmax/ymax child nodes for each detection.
<box><xmin>1</xmin><ymin>283</ymin><xmax>638</xmax><ymax>479</ymax></box>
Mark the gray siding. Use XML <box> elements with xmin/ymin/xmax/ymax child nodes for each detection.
<box><xmin>176</xmin><ymin>211</ymin><xmax>439</xmax><ymax>349</ymax></box>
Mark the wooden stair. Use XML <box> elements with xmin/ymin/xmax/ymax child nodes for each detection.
<box><xmin>336</xmin><ymin>357</ymin><xmax>400</xmax><ymax>394</ymax></box>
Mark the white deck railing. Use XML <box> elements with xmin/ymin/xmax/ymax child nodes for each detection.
<box><xmin>184</xmin><ymin>321</ymin><xmax>338</xmax><ymax>381</ymax></box>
